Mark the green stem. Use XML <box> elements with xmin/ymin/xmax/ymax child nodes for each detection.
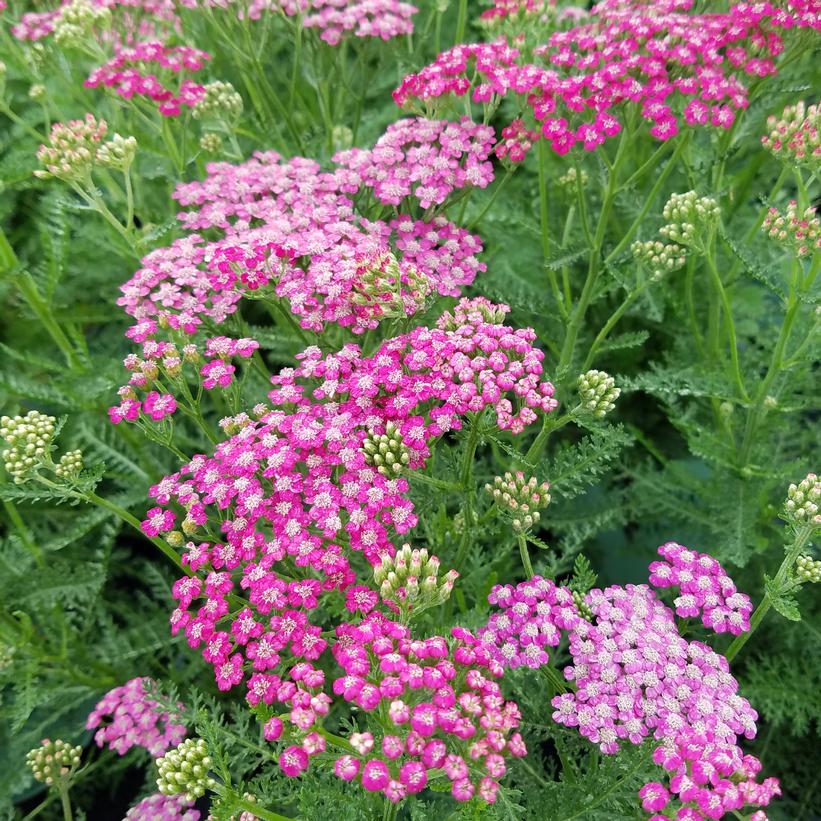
<box><xmin>604</xmin><ymin>134</ymin><xmax>688</xmax><ymax>266</ymax></box>
<box><xmin>582</xmin><ymin>278</ymin><xmax>653</xmax><ymax>370</ymax></box>
<box><xmin>219</xmin><ymin>788</ymin><xmax>293</xmax><ymax>821</ymax></box>
<box><xmin>558</xmin><ymin>131</ymin><xmax>631</xmax><ymax>372</ymax></box>
<box><xmin>704</xmin><ymin>246</ymin><xmax>749</xmax><ymax>402</ymax></box>
<box><xmin>517</xmin><ymin>532</ymin><xmax>534</xmax><ymax>578</ymax></box>
<box><xmin>453</xmin><ymin>419</ymin><xmax>481</xmax><ymax>573</ymax></box>
<box><xmin>0</xmin><ymin>228</ymin><xmax>83</xmax><ymax>369</ymax></box>
<box><xmin>725</xmin><ymin>525</ymin><xmax>814</xmax><ymax>662</ymax></box>
<box><xmin>58</xmin><ymin>784</ymin><xmax>73</xmax><ymax>821</ymax></box>
<box><xmin>455</xmin><ymin>0</ymin><xmax>467</xmax><ymax>44</ymax></box>
<box><xmin>538</xmin><ymin>138</ymin><xmax>566</xmax><ymax>317</ymax></box>
<box><xmin>3</xmin><ymin>500</ymin><xmax>45</xmax><ymax>568</ymax></box>
<box><xmin>468</xmin><ymin>167</ymin><xmax>514</xmax><ymax>231</ymax></box>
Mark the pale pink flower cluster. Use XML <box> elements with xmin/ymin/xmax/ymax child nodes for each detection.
<box><xmin>329</xmin><ymin>613</ymin><xmax>527</xmax><ymax>803</ymax></box>
<box><xmin>117</xmin><ymin>143</ymin><xmax>486</xmax><ymax>346</ymax></box>
<box><xmin>148</xmin><ymin>298</ymin><xmax>554</xmax><ymax>700</ymax></box>
<box><xmin>124</xmin><ymin>793</ymin><xmax>200</xmax><ymax>821</ymax></box>
<box><xmin>762</xmin><ymin>99</ymin><xmax>820</xmax><ymax>166</ymax></box>
<box><xmin>477</xmin><ymin>576</ymin><xmax>580</xmax><ymax>669</ymax></box>
<box><xmin>648</xmin><ymin>542</ymin><xmax>753</xmax><ymax>635</ymax></box>
<box><xmin>85</xmin><ymin>41</ymin><xmax>209</xmax><ymax>117</ymax></box>
<box><xmin>763</xmin><ymin>200</ymin><xmax>821</xmax><ymax>257</ymax></box>
<box><xmin>551</xmin><ymin>582</ymin><xmax>758</xmax><ymax>754</ymax></box>
<box><xmin>86</xmin><ymin>677</ymin><xmax>186</xmax><ymax>757</ymax></box>
<box><xmin>10</xmin><ymin>0</ymin><xmax>179</xmax><ymax>44</ymax></box>
<box><xmin>640</xmin><ymin>727</ymin><xmax>780</xmax><ymax>820</ymax></box>
<box><xmin>108</xmin><ymin>334</ymin><xmax>258</xmax><ymax>424</ymax></box>
<box><xmin>334</xmin><ymin>117</ymin><xmax>495</xmax><ymax>208</ymax></box>
<box><xmin>479</xmin><ymin>0</ymin><xmax>551</xmax><ymax>23</ymax></box>
<box><xmin>304</xmin><ymin>0</ymin><xmax>417</xmax><ymax>45</ymax></box>
<box><xmin>394</xmin><ymin>1</ymin><xmax>821</xmax><ymax>156</ymax></box>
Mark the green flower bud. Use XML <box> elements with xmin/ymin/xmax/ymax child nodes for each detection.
<box><xmin>784</xmin><ymin>472</ymin><xmax>821</xmax><ymax>526</ymax></box>
<box><xmin>577</xmin><ymin>369</ymin><xmax>620</xmax><ymax>418</ymax></box>
<box><xmin>156</xmin><ymin>738</ymin><xmax>216</xmax><ymax>801</ymax></box>
<box><xmin>192</xmin><ymin>81</ymin><xmax>243</xmax><ymax>123</ymax></box>
<box><xmin>362</xmin><ymin>421</ymin><xmax>411</xmax><ymax>477</ymax></box>
<box><xmin>26</xmin><ymin>739</ymin><xmax>82</xmax><ymax>786</ymax></box>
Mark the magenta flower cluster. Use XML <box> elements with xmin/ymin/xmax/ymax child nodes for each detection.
<box><xmin>124</xmin><ymin>793</ymin><xmax>200</xmax><ymax>821</ymax></box>
<box><xmin>140</xmin><ymin>298</ymin><xmax>554</xmax><ymax>792</ymax></box>
<box><xmin>640</xmin><ymin>727</ymin><xmax>781</xmax><ymax>820</ymax></box>
<box><xmin>303</xmin><ymin>0</ymin><xmax>418</xmax><ymax>45</ymax></box>
<box><xmin>394</xmin><ymin>1</ymin><xmax>821</xmax><ymax>155</ymax></box>
<box><xmin>85</xmin><ymin>677</ymin><xmax>187</xmax><ymax>757</ymax></box>
<box><xmin>85</xmin><ymin>42</ymin><xmax>210</xmax><ymax>117</ymax></box>
<box><xmin>648</xmin><ymin>542</ymin><xmax>753</xmax><ymax>635</ymax></box>
<box><xmin>334</xmin><ymin>116</ymin><xmax>495</xmax><ymax>209</ymax></box>
<box><xmin>329</xmin><ymin>613</ymin><xmax>527</xmax><ymax>803</ymax></box>
<box><xmin>477</xmin><ymin>576</ymin><xmax>579</xmax><ymax>669</ymax></box>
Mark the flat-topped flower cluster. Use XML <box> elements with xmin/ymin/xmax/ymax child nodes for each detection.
<box><xmin>395</xmin><ymin>0</ymin><xmax>821</xmax><ymax>156</ymax></box>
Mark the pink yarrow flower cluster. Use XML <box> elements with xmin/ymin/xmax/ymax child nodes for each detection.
<box><xmin>124</xmin><ymin>793</ymin><xmax>200</xmax><ymax>820</ymax></box>
<box><xmin>334</xmin><ymin>117</ymin><xmax>495</xmax><ymax>208</ymax></box>
<box><xmin>648</xmin><ymin>542</ymin><xmax>753</xmax><ymax>634</ymax></box>
<box><xmin>108</xmin><ymin>335</ymin><xmax>258</xmax><ymax>424</ymax></box>
<box><xmin>394</xmin><ymin>1</ymin><xmax>821</xmax><ymax>157</ymax></box>
<box><xmin>85</xmin><ymin>677</ymin><xmax>186</xmax><ymax>756</ymax></box>
<box><xmin>551</xmin><ymin>582</ymin><xmax>758</xmax><ymax>754</ymax></box>
<box><xmin>117</xmin><ymin>140</ymin><xmax>486</xmax><ymax>346</ymax></box>
<box><xmin>150</xmin><ymin>298</ymin><xmax>554</xmax><ymax>705</ymax></box>
<box><xmin>477</xmin><ymin>576</ymin><xmax>579</xmax><ymax>669</ymax></box>
<box><xmin>85</xmin><ymin>42</ymin><xmax>209</xmax><ymax>116</ymax></box>
<box><xmin>303</xmin><ymin>0</ymin><xmax>418</xmax><ymax>45</ymax></box>
<box><xmin>640</xmin><ymin>727</ymin><xmax>780</xmax><ymax>820</ymax></box>
<box><xmin>330</xmin><ymin>612</ymin><xmax>527</xmax><ymax>803</ymax></box>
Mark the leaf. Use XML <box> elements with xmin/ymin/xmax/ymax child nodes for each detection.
<box><xmin>598</xmin><ymin>330</ymin><xmax>650</xmax><ymax>354</ymax></box>
<box><xmin>764</xmin><ymin>575</ymin><xmax>801</xmax><ymax>622</ymax></box>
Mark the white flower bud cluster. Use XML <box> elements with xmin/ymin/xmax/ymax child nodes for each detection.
<box><xmin>373</xmin><ymin>544</ymin><xmax>458</xmax><ymax>619</ymax></box>
<box><xmin>577</xmin><ymin>369</ymin><xmax>620</xmax><ymax>418</ymax></box>
<box><xmin>35</xmin><ymin>114</ymin><xmax>107</xmax><ymax>182</ymax></box>
<box><xmin>632</xmin><ymin>238</ymin><xmax>687</xmax><ymax>278</ymax></box>
<box><xmin>26</xmin><ymin>739</ymin><xmax>82</xmax><ymax>786</ymax></box>
<box><xmin>54</xmin><ymin>449</ymin><xmax>84</xmax><ymax>478</ymax></box>
<box><xmin>53</xmin><ymin>0</ymin><xmax>111</xmax><ymax>46</ymax></box>
<box><xmin>362</xmin><ymin>421</ymin><xmax>411</xmax><ymax>477</ymax></box>
<box><xmin>219</xmin><ymin>412</ymin><xmax>254</xmax><ymax>436</ymax></box>
<box><xmin>658</xmin><ymin>191</ymin><xmax>721</xmax><ymax>248</ymax></box>
<box><xmin>96</xmin><ymin>133</ymin><xmax>138</xmax><ymax>170</ymax></box>
<box><xmin>785</xmin><ymin>472</ymin><xmax>821</xmax><ymax>525</ymax></box>
<box><xmin>332</xmin><ymin>125</ymin><xmax>354</xmax><ymax>152</ymax></box>
<box><xmin>795</xmin><ymin>555</ymin><xmax>821</xmax><ymax>584</ymax></box>
<box><xmin>763</xmin><ymin>201</ymin><xmax>821</xmax><ymax>258</ymax></box>
<box><xmin>29</xmin><ymin>83</ymin><xmax>46</xmax><ymax>100</ymax></box>
<box><xmin>762</xmin><ymin>100</ymin><xmax>821</xmax><ymax>172</ymax></box>
<box><xmin>484</xmin><ymin>471</ymin><xmax>551</xmax><ymax>533</ymax></box>
<box><xmin>156</xmin><ymin>738</ymin><xmax>216</xmax><ymax>802</ymax></box>
<box><xmin>193</xmin><ymin>81</ymin><xmax>243</xmax><ymax>122</ymax></box>
<box><xmin>199</xmin><ymin>133</ymin><xmax>223</xmax><ymax>154</ymax></box>
<box><xmin>1</xmin><ymin>411</ymin><xmax>56</xmax><ymax>482</ymax></box>
<box><xmin>558</xmin><ymin>166</ymin><xmax>588</xmax><ymax>190</ymax></box>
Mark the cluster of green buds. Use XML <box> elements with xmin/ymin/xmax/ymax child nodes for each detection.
<box><xmin>26</xmin><ymin>739</ymin><xmax>82</xmax><ymax>785</ymax></box>
<box><xmin>54</xmin><ymin>449</ymin><xmax>84</xmax><ymax>478</ymax></box>
<box><xmin>658</xmin><ymin>191</ymin><xmax>721</xmax><ymax>249</ymax></box>
<box><xmin>53</xmin><ymin>0</ymin><xmax>111</xmax><ymax>46</ymax></box>
<box><xmin>785</xmin><ymin>472</ymin><xmax>820</xmax><ymax>526</ymax></box>
<box><xmin>762</xmin><ymin>201</ymin><xmax>820</xmax><ymax>258</ymax></box>
<box><xmin>96</xmin><ymin>133</ymin><xmax>138</xmax><ymax>171</ymax></box>
<box><xmin>352</xmin><ymin>252</ymin><xmax>430</xmax><ymax>318</ymax></box>
<box><xmin>577</xmin><ymin>369</ymin><xmax>620</xmax><ymax>418</ymax></box>
<box><xmin>193</xmin><ymin>81</ymin><xmax>243</xmax><ymax>123</ymax></box>
<box><xmin>332</xmin><ymin>125</ymin><xmax>354</xmax><ymax>152</ymax></box>
<box><xmin>373</xmin><ymin>544</ymin><xmax>458</xmax><ymax>620</ymax></box>
<box><xmin>571</xmin><ymin>589</ymin><xmax>594</xmax><ymax>621</ymax></box>
<box><xmin>1</xmin><ymin>411</ymin><xmax>56</xmax><ymax>482</ymax></box>
<box><xmin>558</xmin><ymin>166</ymin><xmax>588</xmax><ymax>191</ymax></box>
<box><xmin>29</xmin><ymin>83</ymin><xmax>46</xmax><ymax>100</ymax></box>
<box><xmin>35</xmin><ymin>114</ymin><xmax>108</xmax><ymax>182</ymax></box>
<box><xmin>156</xmin><ymin>738</ymin><xmax>216</xmax><ymax>802</ymax></box>
<box><xmin>199</xmin><ymin>132</ymin><xmax>223</xmax><ymax>154</ymax></box>
<box><xmin>762</xmin><ymin>100</ymin><xmax>820</xmax><ymax>172</ymax></box>
<box><xmin>362</xmin><ymin>422</ymin><xmax>411</xmax><ymax>477</ymax></box>
<box><xmin>631</xmin><ymin>238</ymin><xmax>687</xmax><ymax>278</ymax></box>
<box><xmin>795</xmin><ymin>555</ymin><xmax>821</xmax><ymax>584</ymax></box>
<box><xmin>485</xmin><ymin>471</ymin><xmax>551</xmax><ymax>533</ymax></box>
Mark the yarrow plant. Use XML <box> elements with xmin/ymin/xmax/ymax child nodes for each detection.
<box><xmin>1</xmin><ymin>0</ymin><xmax>819</xmax><ymax>818</ymax></box>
